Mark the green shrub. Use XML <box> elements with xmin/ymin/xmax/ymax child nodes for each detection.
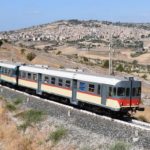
<box><xmin>16</xmin><ymin>109</ymin><xmax>45</xmax><ymax>131</ymax></box>
<box><xmin>102</xmin><ymin>60</ymin><xmax>109</xmax><ymax>68</ymax></box>
<box><xmin>18</xmin><ymin>122</ymin><xmax>31</xmax><ymax>131</ymax></box>
<box><xmin>142</xmin><ymin>74</ymin><xmax>147</xmax><ymax>80</ymax></box>
<box><xmin>13</xmin><ymin>98</ymin><xmax>23</xmax><ymax>105</ymax></box>
<box><xmin>56</xmin><ymin>51</ymin><xmax>62</xmax><ymax>55</ymax></box>
<box><xmin>26</xmin><ymin>52</ymin><xmax>36</xmax><ymax>61</ymax></box>
<box><xmin>0</xmin><ymin>40</ymin><xmax>3</xmax><ymax>47</ymax></box>
<box><xmin>48</xmin><ymin>127</ymin><xmax>67</xmax><ymax>144</ymax></box>
<box><xmin>21</xmin><ymin>49</ymin><xmax>26</xmax><ymax>55</ymax></box>
<box><xmin>132</xmin><ymin>60</ymin><xmax>138</xmax><ymax>65</ymax></box>
<box><xmin>20</xmin><ymin>110</ymin><xmax>44</xmax><ymax>123</ymax></box>
<box><xmin>0</xmin><ymin>96</ymin><xmax>4</xmax><ymax>100</ymax></box>
<box><xmin>59</xmin><ymin>65</ymin><xmax>64</xmax><ymax>69</ymax></box>
<box><xmin>110</xmin><ymin>142</ymin><xmax>127</xmax><ymax>150</ymax></box>
<box><xmin>82</xmin><ymin>57</ymin><xmax>89</xmax><ymax>62</ymax></box>
<box><xmin>116</xmin><ymin>64</ymin><xmax>124</xmax><ymax>72</ymax></box>
<box><xmin>6</xmin><ymin>103</ymin><xmax>16</xmax><ymax>111</ymax></box>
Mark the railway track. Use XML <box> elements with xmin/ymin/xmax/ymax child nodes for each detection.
<box><xmin>131</xmin><ymin>119</ymin><xmax>150</xmax><ymax>131</ymax></box>
<box><xmin>0</xmin><ymin>84</ymin><xmax>150</xmax><ymax>132</ymax></box>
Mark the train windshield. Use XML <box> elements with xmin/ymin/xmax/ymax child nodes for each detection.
<box><xmin>109</xmin><ymin>87</ymin><xmax>141</xmax><ymax>97</ymax></box>
<box><xmin>117</xmin><ymin>88</ymin><xmax>126</xmax><ymax>96</ymax></box>
<box><xmin>132</xmin><ymin>87</ymin><xmax>141</xmax><ymax>96</ymax></box>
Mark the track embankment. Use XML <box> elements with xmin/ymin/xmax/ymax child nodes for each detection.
<box><xmin>0</xmin><ymin>85</ymin><xmax>150</xmax><ymax>149</ymax></box>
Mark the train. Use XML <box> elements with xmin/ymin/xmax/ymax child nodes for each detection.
<box><xmin>0</xmin><ymin>61</ymin><xmax>144</xmax><ymax>115</ymax></box>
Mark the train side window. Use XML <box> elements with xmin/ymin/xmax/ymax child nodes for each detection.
<box><xmin>2</xmin><ymin>68</ymin><xmax>5</xmax><ymax>74</ymax></box>
<box><xmin>19</xmin><ymin>72</ymin><xmax>21</xmax><ymax>77</ymax></box>
<box><xmin>65</xmin><ymin>80</ymin><xmax>71</xmax><ymax>88</ymax></box>
<box><xmin>33</xmin><ymin>74</ymin><xmax>37</xmax><ymax>81</ymax></box>
<box><xmin>137</xmin><ymin>87</ymin><xmax>141</xmax><ymax>96</ymax></box>
<box><xmin>58</xmin><ymin>78</ymin><xmax>63</xmax><ymax>86</ymax></box>
<box><xmin>79</xmin><ymin>82</ymin><xmax>86</xmax><ymax>91</ymax></box>
<box><xmin>4</xmin><ymin>68</ymin><xmax>6</xmax><ymax>74</ymax></box>
<box><xmin>89</xmin><ymin>84</ymin><xmax>95</xmax><ymax>92</ymax></box>
<box><xmin>7</xmin><ymin>69</ymin><xmax>9</xmax><ymax>75</ymax></box>
<box><xmin>3</xmin><ymin>68</ymin><xmax>6</xmax><ymax>74</ymax></box>
<box><xmin>5</xmin><ymin>68</ymin><xmax>7</xmax><ymax>74</ymax></box>
<box><xmin>51</xmin><ymin>77</ymin><xmax>56</xmax><ymax>85</ymax></box>
<box><xmin>132</xmin><ymin>88</ymin><xmax>136</xmax><ymax>96</ymax></box>
<box><xmin>6</xmin><ymin>69</ymin><xmax>8</xmax><ymax>75</ymax></box>
<box><xmin>5</xmin><ymin>68</ymin><xmax>8</xmax><ymax>74</ymax></box>
<box><xmin>134</xmin><ymin>87</ymin><xmax>141</xmax><ymax>96</ymax></box>
<box><xmin>126</xmin><ymin>88</ymin><xmax>130</xmax><ymax>96</ymax></box>
<box><xmin>97</xmin><ymin>85</ymin><xmax>101</xmax><ymax>94</ymax></box>
<box><xmin>109</xmin><ymin>87</ymin><xmax>113</xmax><ymax>96</ymax></box>
<box><xmin>113</xmin><ymin>87</ymin><xmax>116</xmax><ymax>96</ymax></box>
<box><xmin>44</xmin><ymin>76</ymin><xmax>49</xmax><ymax>83</ymax></box>
<box><xmin>22</xmin><ymin>72</ymin><xmax>26</xmax><ymax>78</ymax></box>
<box><xmin>117</xmin><ymin>88</ymin><xmax>125</xmax><ymax>96</ymax></box>
<box><xmin>3</xmin><ymin>68</ymin><xmax>5</xmax><ymax>74</ymax></box>
<box><xmin>10</xmin><ymin>70</ymin><xmax>13</xmax><ymax>76</ymax></box>
<box><xmin>1</xmin><ymin>68</ymin><xmax>4</xmax><ymax>74</ymax></box>
<box><xmin>7</xmin><ymin>69</ymin><xmax>11</xmax><ymax>75</ymax></box>
<box><xmin>27</xmin><ymin>73</ymin><xmax>31</xmax><ymax>80</ymax></box>
<box><xmin>4</xmin><ymin>68</ymin><xmax>7</xmax><ymax>74</ymax></box>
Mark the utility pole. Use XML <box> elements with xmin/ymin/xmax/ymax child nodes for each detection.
<box><xmin>109</xmin><ymin>43</ymin><xmax>113</xmax><ymax>75</ymax></box>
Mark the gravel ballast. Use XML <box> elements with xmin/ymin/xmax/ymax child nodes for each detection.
<box><xmin>0</xmin><ymin>85</ymin><xmax>150</xmax><ymax>150</ymax></box>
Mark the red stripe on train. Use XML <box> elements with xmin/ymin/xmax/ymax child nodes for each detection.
<box><xmin>109</xmin><ymin>97</ymin><xmax>140</xmax><ymax>106</ymax></box>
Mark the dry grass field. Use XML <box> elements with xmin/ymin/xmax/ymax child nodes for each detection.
<box><xmin>0</xmin><ymin>99</ymin><xmax>45</xmax><ymax>150</ymax></box>
<box><xmin>134</xmin><ymin>106</ymin><xmax>150</xmax><ymax>123</ymax></box>
<box><xmin>0</xmin><ymin>98</ymin><xmax>76</xmax><ymax>150</ymax></box>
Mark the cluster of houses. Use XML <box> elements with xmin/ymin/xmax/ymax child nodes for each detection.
<box><xmin>0</xmin><ymin>21</ymin><xmax>150</xmax><ymax>45</ymax></box>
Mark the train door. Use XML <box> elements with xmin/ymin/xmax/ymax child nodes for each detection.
<box><xmin>129</xmin><ymin>77</ymin><xmax>134</xmax><ymax>107</ymax></box>
<box><xmin>101</xmin><ymin>84</ymin><xmax>108</xmax><ymax>105</ymax></box>
<box><xmin>0</xmin><ymin>66</ymin><xmax>1</xmax><ymax>83</ymax></box>
<box><xmin>16</xmin><ymin>66</ymin><xmax>20</xmax><ymax>86</ymax></box>
<box><xmin>71</xmin><ymin>79</ymin><xmax>78</xmax><ymax>105</ymax></box>
<box><xmin>37</xmin><ymin>73</ymin><xmax>42</xmax><ymax>95</ymax></box>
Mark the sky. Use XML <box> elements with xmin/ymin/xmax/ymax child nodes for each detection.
<box><xmin>0</xmin><ymin>0</ymin><xmax>150</xmax><ymax>31</ymax></box>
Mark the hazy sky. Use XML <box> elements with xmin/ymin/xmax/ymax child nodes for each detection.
<box><xmin>0</xmin><ymin>0</ymin><xmax>150</xmax><ymax>31</ymax></box>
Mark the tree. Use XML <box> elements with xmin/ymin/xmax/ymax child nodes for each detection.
<box><xmin>21</xmin><ymin>49</ymin><xmax>26</xmax><ymax>55</ymax></box>
<box><xmin>0</xmin><ymin>40</ymin><xmax>3</xmax><ymax>47</ymax></box>
<box><xmin>116</xmin><ymin>64</ymin><xmax>124</xmax><ymax>72</ymax></box>
<box><xmin>132</xmin><ymin>60</ymin><xmax>138</xmax><ymax>65</ymax></box>
<box><xmin>26</xmin><ymin>52</ymin><xmax>36</xmax><ymax>61</ymax></box>
<box><xmin>102</xmin><ymin>60</ymin><xmax>109</xmax><ymax>68</ymax></box>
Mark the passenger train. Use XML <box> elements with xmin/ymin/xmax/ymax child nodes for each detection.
<box><xmin>0</xmin><ymin>61</ymin><xmax>144</xmax><ymax>115</ymax></box>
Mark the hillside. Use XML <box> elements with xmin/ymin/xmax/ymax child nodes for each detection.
<box><xmin>0</xmin><ymin>20</ymin><xmax>149</xmax><ymax>97</ymax></box>
<box><xmin>0</xmin><ymin>20</ymin><xmax>150</xmax><ymax>150</ymax></box>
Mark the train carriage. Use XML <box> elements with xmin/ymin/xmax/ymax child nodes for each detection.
<box><xmin>18</xmin><ymin>66</ymin><xmax>40</xmax><ymax>91</ymax></box>
<box><xmin>0</xmin><ymin>62</ymin><xmax>19</xmax><ymax>85</ymax></box>
<box><xmin>18</xmin><ymin>65</ymin><xmax>74</xmax><ymax>98</ymax></box>
<box><xmin>73</xmin><ymin>74</ymin><xmax>141</xmax><ymax>112</ymax></box>
<box><xmin>0</xmin><ymin>62</ymin><xmax>143</xmax><ymax>114</ymax></box>
<box><xmin>18</xmin><ymin>64</ymin><xmax>142</xmax><ymax>112</ymax></box>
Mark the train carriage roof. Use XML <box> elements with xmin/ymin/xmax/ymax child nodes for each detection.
<box><xmin>0</xmin><ymin>62</ymin><xmax>18</xmax><ymax>69</ymax></box>
<box><xmin>74</xmin><ymin>74</ymin><xmax>121</xmax><ymax>85</ymax></box>
<box><xmin>19</xmin><ymin>65</ymin><xmax>126</xmax><ymax>85</ymax></box>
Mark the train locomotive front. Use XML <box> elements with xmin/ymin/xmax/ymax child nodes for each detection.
<box><xmin>108</xmin><ymin>77</ymin><xmax>142</xmax><ymax>113</ymax></box>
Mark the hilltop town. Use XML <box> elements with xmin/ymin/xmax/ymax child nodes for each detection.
<box><xmin>1</xmin><ymin>20</ymin><xmax>150</xmax><ymax>50</ymax></box>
